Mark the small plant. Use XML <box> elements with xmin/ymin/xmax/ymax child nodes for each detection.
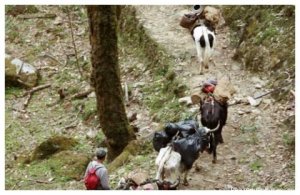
<box><xmin>5</xmin><ymin>86</ymin><xmax>23</xmax><ymax>99</ymax></box>
<box><xmin>94</xmin><ymin>131</ymin><xmax>105</xmax><ymax>146</ymax></box>
<box><xmin>282</xmin><ymin>132</ymin><xmax>295</xmax><ymax>152</ymax></box>
<box><xmin>82</xmin><ymin>99</ymin><xmax>97</xmax><ymax>121</ymax></box>
<box><xmin>249</xmin><ymin>159</ymin><xmax>263</xmax><ymax>171</ymax></box>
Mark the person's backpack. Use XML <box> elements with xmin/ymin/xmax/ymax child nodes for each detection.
<box><xmin>84</xmin><ymin>166</ymin><xmax>101</xmax><ymax>190</ymax></box>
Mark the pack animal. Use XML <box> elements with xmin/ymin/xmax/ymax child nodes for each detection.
<box><xmin>155</xmin><ymin>123</ymin><xmax>220</xmax><ymax>188</ymax></box>
<box><xmin>191</xmin><ymin>22</ymin><xmax>216</xmax><ymax>75</ymax></box>
<box><xmin>200</xmin><ymin>95</ymin><xmax>228</xmax><ymax>163</ymax></box>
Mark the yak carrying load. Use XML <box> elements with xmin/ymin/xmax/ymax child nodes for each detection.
<box><xmin>153</xmin><ymin>120</ymin><xmax>220</xmax><ymax>189</ymax></box>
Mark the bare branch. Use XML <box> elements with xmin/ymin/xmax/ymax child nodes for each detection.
<box><xmin>17</xmin><ymin>13</ymin><xmax>57</xmax><ymax>19</ymax></box>
<box><xmin>22</xmin><ymin>84</ymin><xmax>51</xmax><ymax>97</ymax></box>
<box><xmin>66</xmin><ymin>6</ymin><xmax>83</xmax><ymax>78</ymax></box>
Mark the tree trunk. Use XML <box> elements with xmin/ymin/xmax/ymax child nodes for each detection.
<box><xmin>87</xmin><ymin>5</ymin><xmax>135</xmax><ymax>162</ymax></box>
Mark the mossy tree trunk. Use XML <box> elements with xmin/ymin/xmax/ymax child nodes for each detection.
<box><xmin>87</xmin><ymin>5</ymin><xmax>135</xmax><ymax>162</ymax></box>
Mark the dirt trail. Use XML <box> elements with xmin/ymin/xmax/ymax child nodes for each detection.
<box><xmin>135</xmin><ymin>5</ymin><xmax>294</xmax><ymax>189</ymax></box>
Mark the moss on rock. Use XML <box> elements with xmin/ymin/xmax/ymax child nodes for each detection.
<box><xmin>24</xmin><ymin>150</ymin><xmax>90</xmax><ymax>183</ymax></box>
<box><xmin>50</xmin><ymin>150</ymin><xmax>90</xmax><ymax>181</ymax></box>
<box><xmin>108</xmin><ymin>139</ymin><xmax>153</xmax><ymax>173</ymax></box>
<box><xmin>31</xmin><ymin>136</ymin><xmax>78</xmax><ymax>161</ymax></box>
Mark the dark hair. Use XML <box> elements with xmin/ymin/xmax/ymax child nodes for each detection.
<box><xmin>96</xmin><ymin>148</ymin><xmax>107</xmax><ymax>159</ymax></box>
<box><xmin>193</xmin><ymin>5</ymin><xmax>201</xmax><ymax>10</ymax></box>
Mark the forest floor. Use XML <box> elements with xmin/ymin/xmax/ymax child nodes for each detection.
<box><xmin>4</xmin><ymin>5</ymin><xmax>295</xmax><ymax>190</ymax></box>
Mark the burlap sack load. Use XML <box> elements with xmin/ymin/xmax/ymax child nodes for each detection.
<box><xmin>179</xmin><ymin>12</ymin><xmax>199</xmax><ymax>29</ymax></box>
<box><xmin>191</xmin><ymin>76</ymin><xmax>236</xmax><ymax>105</ymax></box>
<box><xmin>191</xmin><ymin>91</ymin><xmax>205</xmax><ymax>105</ymax></box>
<box><xmin>213</xmin><ymin>76</ymin><xmax>236</xmax><ymax>103</ymax></box>
<box><xmin>126</xmin><ymin>170</ymin><xmax>148</xmax><ymax>185</ymax></box>
<box><xmin>180</xmin><ymin>6</ymin><xmax>221</xmax><ymax>31</ymax></box>
<box><xmin>202</xmin><ymin>6</ymin><xmax>221</xmax><ymax>29</ymax></box>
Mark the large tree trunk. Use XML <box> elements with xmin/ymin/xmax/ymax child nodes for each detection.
<box><xmin>87</xmin><ymin>5</ymin><xmax>135</xmax><ymax>162</ymax></box>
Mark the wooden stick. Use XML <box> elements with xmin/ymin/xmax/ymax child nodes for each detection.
<box><xmin>17</xmin><ymin>61</ymin><xmax>24</xmax><ymax>75</ymax></box>
<box><xmin>12</xmin><ymin>108</ymin><xmax>27</xmax><ymax>113</ymax></box>
<box><xmin>22</xmin><ymin>84</ymin><xmax>51</xmax><ymax>97</ymax></box>
<box><xmin>66</xmin><ymin>7</ymin><xmax>83</xmax><ymax>78</ymax></box>
<box><xmin>38</xmin><ymin>53</ymin><xmax>64</xmax><ymax>67</ymax></box>
<box><xmin>124</xmin><ymin>82</ymin><xmax>129</xmax><ymax>103</ymax></box>
<box><xmin>62</xmin><ymin>120</ymin><xmax>79</xmax><ymax>130</ymax></box>
<box><xmin>23</xmin><ymin>93</ymin><xmax>32</xmax><ymax>109</ymax></box>
<box><xmin>203</xmin><ymin>178</ymin><xmax>217</xmax><ymax>183</ymax></box>
<box><xmin>253</xmin><ymin>88</ymin><xmax>279</xmax><ymax>100</ymax></box>
<box><xmin>17</xmin><ymin>13</ymin><xmax>57</xmax><ymax>19</ymax></box>
<box><xmin>21</xmin><ymin>84</ymin><xmax>51</xmax><ymax>109</ymax></box>
<box><xmin>27</xmin><ymin>178</ymin><xmax>52</xmax><ymax>184</ymax></box>
<box><xmin>64</xmin><ymin>124</ymin><xmax>77</xmax><ymax>130</ymax></box>
<box><xmin>70</xmin><ymin>88</ymin><xmax>93</xmax><ymax>100</ymax></box>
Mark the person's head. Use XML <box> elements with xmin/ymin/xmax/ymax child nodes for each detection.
<box><xmin>95</xmin><ymin>148</ymin><xmax>107</xmax><ymax>161</ymax></box>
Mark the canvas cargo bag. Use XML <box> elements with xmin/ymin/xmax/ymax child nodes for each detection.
<box><xmin>179</xmin><ymin>12</ymin><xmax>199</xmax><ymax>29</ymax></box>
<box><xmin>213</xmin><ymin>76</ymin><xmax>236</xmax><ymax>103</ymax></box>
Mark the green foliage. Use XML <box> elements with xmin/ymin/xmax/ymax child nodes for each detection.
<box><xmin>5</xmin><ymin>86</ymin><xmax>23</xmax><ymax>99</ymax></box>
<box><xmin>282</xmin><ymin>132</ymin><xmax>295</xmax><ymax>150</ymax></box>
<box><xmin>6</xmin><ymin>5</ymin><xmax>39</xmax><ymax>15</ymax></box>
<box><xmin>25</xmin><ymin>150</ymin><xmax>89</xmax><ymax>183</ymax></box>
<box><xmin>5</xmin><ymin>5</ymin><xmax>95</xmax><ymax>190</ymax></box>
<box><xmin>118</xmin><ymin>6</ymin><xmax>190</xmax><ymax>123</ymax></box>
<box><xmin>280</xmin><ymin>115</ymin><xmax>295</xmax><ymax>152</ymax></box>
<box><xmin>5</xmin><ymin>121</ymin><xmax>23</xmax><ymax>152</ymax></box>
<box><xmin>5</xmin><ymin>17</ymin><xmax>20</xmax><ymax>42</ymax></box>
<box><xmin>222</xmin><ymin>5</ymin><xmax>295</xmax><ymax>101</ymax></box>
<box><xmin>81</xmin><ymin>98</ymin><xmax>97</xmax><ymax>121</ymax></box>
<box><xmin>249</xmin><ymin>159</ymin><xmax>263</xmax><ymax>171</ymax></box>
<box><xmin>94</xmin><ymin>130</ymin><xmax>105</xmax><ymax>146</ymax></box>
<box><xmin>238</xmin><ymin>124</ymin><xmax>260</xmax><ymax>145</ymax></box>
<box><xmin>240</xmin><ymin>124</ymin><xmax>257</xmax><ymax>133</ymax></box>
<box><xmin>54</xmin><ymin>70</ymin><xmax>74</xmax><ymax>84</ymax></box>
<box><xmin>142</xmin><ymin>80</ymin><xmax>189</xmax><ymax>122</ymax></box>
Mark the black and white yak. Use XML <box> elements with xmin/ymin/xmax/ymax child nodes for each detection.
<box><xmin>191</xmin><ymin>21</ymin><xmax>216</xmax><ymax>75</ymax></box>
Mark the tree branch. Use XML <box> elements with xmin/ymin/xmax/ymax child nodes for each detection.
<box><xmin>22</xmin><ymin>84</ymin><xmax>51</xmax><ymax>97</ymax></box>
<box><xmin>22</xmin><ymin>84</ymin><xmax>51</xmax><ymax>109</ymax></box>
<box><xmin>66</xmin><ymin>6</ymin><xmax>83</xmax><ymax>78</ymax></box>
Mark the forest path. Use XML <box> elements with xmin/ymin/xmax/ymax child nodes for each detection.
<box><xmin>135</xmin><ymin>5</ymin><xmax>294</xmax><ymax>189</ymax></box>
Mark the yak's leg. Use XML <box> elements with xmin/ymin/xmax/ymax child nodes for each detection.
<box><xmin>199</xmin><ymin>60</ymin><xmax>204</xmax><ymax>75</ymax></box>
<box><xmin>183</xmin><ymin>170</ymin><xmax>190</xmax><ymax>186</ymax></box>
<box><xmin>212</xmin><ymin>148</ymin><xmax>217</xmax><ymax>164</ymax></box>
<box><xmin>195</xmin><ymin>41</ymin><xmax>204</xmax><ymax>75</ymax></box>
<box><xmin>210</xmin><ymin>57</ymin><xmax>216</xmax><ymax>66</ymax></box>
<box><xmin>211</xmin><ymin>134</ymin><xmax>217</xmax><ymax>164</ymax></box>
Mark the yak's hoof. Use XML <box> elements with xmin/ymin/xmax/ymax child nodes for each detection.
<box><xmin>219</xmin><ymin>139</ymin><xmax>224</xmax><ymax>144</ymax></box>
<box><xmin>212</xmin><ymin>159</ymin><xmax>217</xmax><ymax>164</ymax></box>
<box><xmin>199</xmin><ymin>72</ymin><xmax>203</xmax><ymax>75</ymax></box>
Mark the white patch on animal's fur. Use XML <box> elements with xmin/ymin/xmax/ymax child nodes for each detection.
<box><xmin>192</xmin><ymin>25</ymin><xmax>215</xmax><ymax>74</ymax></box>
<box><xmin>155</xmin><ymin>146</ymin><xmax>182</xmax><ymax>184</ymax></box>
